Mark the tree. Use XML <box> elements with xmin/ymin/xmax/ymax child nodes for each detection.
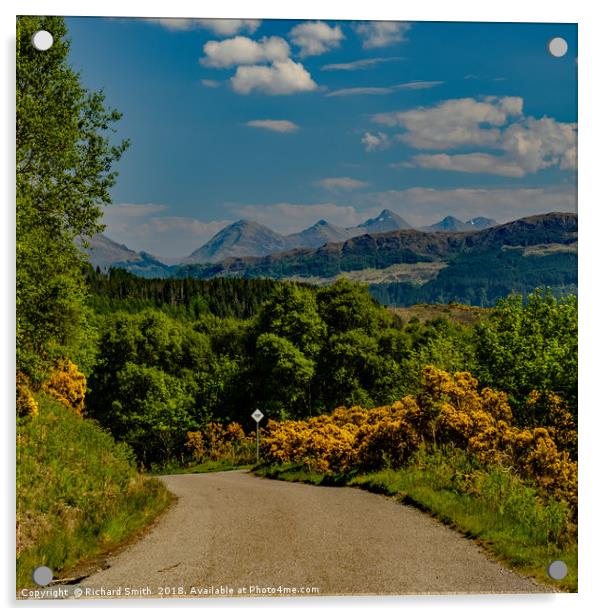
<box><xmin>16</xmin><ymin>16</ymin><xmax>128</xmax><ymax>379</ymax></box>
<box><xmin>317</xmin><ymin>279</ymin><xmax>391</xmax><ymax>336</ymax></box>
<box><xmin>255</xmin><ymin>284</ymin><xmax>326</xmax><ymax>357</ymax></box>
<box><xmin>317</xmin><ymin>329</ymin><xmax>402</xmax><ymax>410</ymax></box>
<box><xmin>254</xmin><ymin>333</ymin><xmax>315</xmax><ymax>419</ymax></box>
<box><xmin>108</xmin><ymin>363</ymin><xmax>195</xmax><ymax>465</ymax></box>
<box><xmin>473</xmin><ymin>290</ymin><xmax>577</xmax><ymax>424</ymax></box>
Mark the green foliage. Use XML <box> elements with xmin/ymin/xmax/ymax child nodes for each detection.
<box><xmin>16</xmin><ymin>393</ymin><xmax>171</xmax><ymax>587</ymax></box>
<box><xmin>317</xmin><ymin>278</ymin><xmax>391</xmax><ymax>335</ymax></box>
<box><xmin>255</xmin><ymin>333</ymin><xmax>315</xmax><ymax>419</ymax></box>
<box><xmin>108</xmin><ymin>363</ymin><xmax>196</xmax><ymax>465</ymax></box>
<box><xmin>371</xmin><ymin>250</ymin><xmax>577</xmax><ymax>307</ymax></box>
<box><xmin>317</xmin><ymin>329</ymin><xmax>401</xmax><ymax>410</ymax></box>
<box><xmin>85</xmin><ymin>266</ymin><xmax>313</xmax><ymax>320</ymax></box>
<box><xmin>86</xmin><ymin>278</ymin><xmax>575</xmax><ymax>467</ymax></box>
<box><xmin>87</xmin><ymin>311</ymin><xmax>219</xmax><ymax>463</ymax></box>
<box><xmin>16</xmin><ymin>16</ymin><xmax>127</xmax><ymax>380</ymax></box>
<box><xmin>473</xmin><ymin>290</ymin><xmax>577</xmax><ymax>424</ymax></box>
<box><xmin>255</xmin><ymin>284</ymin><xmax>326</xmax><ymax>357</ymax></box>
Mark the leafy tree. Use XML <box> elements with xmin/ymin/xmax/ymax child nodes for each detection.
<box><xmin>317</xmin><ymin>329</ymin><xmax>402</xmax><ymax>410</ymax></box>
<box><xmin>255</xmin><ymin>285</ymin><xmax>326</xmax><ymax>357</ymax></box>
<box><xmin>317</xmin><ymin>279</ymin><xmax>391</xmax><ymax>336</ymax></box>
<box><xmin>108</xmin><ymin>363</ymin><xmax>195</xmax><ymax>465</ymax></box>
<box><xmin>16</xmin><ymin>16</ymin><xmax>128</xmax><ymax>379</ymax></box>
<box><xmin>473</xmin><ymin>290</ymin><xmax>577</xmax><ymax>424</ymax></box>
<box><xmin>254</xmin><ymin>333</ymin><xmax>315</xmax><ymax>419</ymax></box>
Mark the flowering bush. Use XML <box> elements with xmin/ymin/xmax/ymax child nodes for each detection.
<box><xmin>43</xmin><ymin>359</ymin><xmax>86</xmax><ymax>415</ymax></box>
<box><xmin>185</xmin><ymin>422</ymin><xmax>253</xmax><ymax>463</ymax></box>
<box><xmin>16</xmin><ymin>372</ymin><xmax>38</xmax><ymax>417</ymax></box>
<box><xmin>259</xmin><ymin>366</ymin><xmax>577</xmax><ymax>512</ymax></box>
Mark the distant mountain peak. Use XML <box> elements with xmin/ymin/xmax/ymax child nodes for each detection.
<box><xmin>466</xmin><ymin>216</ymin><xmax>497</xmax><ymax>229</ymax></box>
<box><xmin>187</xmin><ymin>219</ymin><xmax>289</xmax><ymax>263</ymax></box>
<box><xmin>423</xmin><ymin>215</ymin><xmax>498</xmax><ymax>232</ymax></box>
<box><xmin>287</xmin><ymin>219</ymin><xmax>352</xmax><ymax>249</ymax></box>
<box><xmin>355</xmin><ymin>209</ymin><xmax>413</xmax><ymax>233</ymax></box>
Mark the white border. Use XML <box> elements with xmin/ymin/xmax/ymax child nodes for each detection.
<box><xmin>3</xmin><ymin>1</ymin><xmax>601</xmax><ymax>615</ymax></box>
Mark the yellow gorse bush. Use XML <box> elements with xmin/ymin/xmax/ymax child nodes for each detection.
<box><xmin>17</xmin><ymin>360</ymin><xmax>87</xmax><ymax>418</ymax></box>
<box><xmin>42</xmin><ymin>359</ymin><xmax>86</xmax><ymax>415</ymax></box>
<box><xmin>185</xmin><ymin>421</ymin><xmax>251</xmax><ymax>462</ymax></box>
<box><xmin>16</xmin><ymin>372</ymin><xmax>38</xmax><ymax>417</ymax></box>
<box><xmin>259</xmin><ymin>366</ymin><xmax>577</xmax><ymax>511</ymax></box>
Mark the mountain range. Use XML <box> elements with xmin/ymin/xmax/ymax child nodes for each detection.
<box><xmin>81</xmin><ymin>209</ymin><xmax>497</xmax><ymax>271</ymax></box>
<box><xmin>80</xmin><ymin>212</ymin><xmax>577</xmax><ymax>307</ymax></box>
<box><xmin>183</xmin><ymin>208</ymin><xmax>415</xmax><ymax>263</ymax></box>
<box><xmin>172</xmin><ymin>212</ymin><xmax>577</xmax><ymax>280</ymax></box>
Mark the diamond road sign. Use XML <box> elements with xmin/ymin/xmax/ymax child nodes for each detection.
<box><xmin>252</xmin><ymin>409</ymin><xmax>264</xmax><ymax>423</ymax></box>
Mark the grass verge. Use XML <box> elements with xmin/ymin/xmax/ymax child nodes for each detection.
<box><xmin>152</xmin><ymin>459</ymin><xmax>254</xmax><ymax>475</ymax></box>
<box><xmin>16</xmin><ymin>393</ymin><xmax>173</xmax><ymax>589</ymax></box>
<box><xmin>254</xmin><ymin>447</ymin><xmax>576</xmax><ymax>592</ymax></box>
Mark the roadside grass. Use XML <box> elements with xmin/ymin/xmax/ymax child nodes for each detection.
<box><xmin>152</xmin><ymin>459</ymin><xmax>254</xmax><ymax>476</ymax></box>
<box><xmin>16</xmin><ymin>393</ymin><xmax>173</xmax><ymax>588</ymax></box>
<box><xmin>254</xmin><ymin>446</ymin><xmax>577</xmax><ymax>592</ymax></box>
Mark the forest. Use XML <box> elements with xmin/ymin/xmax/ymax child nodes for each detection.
<box><xmin>82</xmin><ymin>268</ymin><xmax>577</xmax><ymax>468</ymax></box>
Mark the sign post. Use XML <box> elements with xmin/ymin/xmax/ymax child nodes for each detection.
<box><xmin>251</xmin><ymin>409</ymin><xmax>264</xmax><ymax>464</ymax></box>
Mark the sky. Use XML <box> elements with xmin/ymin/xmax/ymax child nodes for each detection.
<box><xmin>65</xmin><ymin>17</ymin><xmax>578</xmax><ymax>258</ymax></box>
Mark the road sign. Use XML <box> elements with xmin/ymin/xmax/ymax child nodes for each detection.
<box><xmin>251</xmin><ymin>409</ymin><xmax>264</xmax><ymax>464</ymax></box>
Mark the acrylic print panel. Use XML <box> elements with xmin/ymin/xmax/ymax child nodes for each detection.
<box><xmin>16</xmin><ymin>15</ymin><xmax>577</xmax><ymax>600</ymax></box>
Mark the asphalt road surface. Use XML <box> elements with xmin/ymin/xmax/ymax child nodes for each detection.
<box><xmin>77</xmin><ymin>470</ymin><xmax>548</xmax><ymax>598</ymax></box>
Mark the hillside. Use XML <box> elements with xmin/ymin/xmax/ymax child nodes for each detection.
<box><xmin>16</xmin><ymin>392</ymin><xmax>171</xmax><ymax>587</ymax></box>
<box><xmin>173</xmin><ymin>212</ymin><xmax>576</xmax><ymax>278</ymax></box>
<box><xmin>171</xmin><ymin>212</ymin><xmax>577</xmax><ymax>307</ymax></box>
<box><xmin>83</xmin><ymin>213</ymin><xmax>577</xmax><ymax>307</ymax></box>
<box><xmin>77</xmin><ymin>234</ymin><xmax>170</xmax><ymax>278</ymax></box>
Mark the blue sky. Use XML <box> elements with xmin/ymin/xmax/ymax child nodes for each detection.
<box><xmin>65</xmin><ymin>17</ymin><xmax>577</xmax><ymax>258</ymax></box>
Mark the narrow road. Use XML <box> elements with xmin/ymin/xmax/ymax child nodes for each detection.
<box><xmin>78</xmin><ymin>470</ymin><xmax>546</xmax><ymax>597</ymax></box>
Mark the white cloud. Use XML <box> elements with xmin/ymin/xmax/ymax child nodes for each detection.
<box><xmin>411</xmin><ymin>153</ymin><xmax>526</xmax><ymax>177</ymax></box>
<box><xmin>197</xmin><ymin>19</ymin><xmax>261</xmax><ymax>36</ymax></box>
<box><xmin>366</xmin><ymin>186</ymin><xmax>576</xmax><ymax>228</ymax></box>
<box><xmin>102</xmin><ymin>203</ymin><xmax>167</xmax><ymax>234</ymax></box>
<box><xmin>231</xmin><ymin>59</ymin><xmax>317</xmax><ymax>95</ymax></box>
<box><xmin>147</xmin><ymin>18</ymin><xmax>260</xmax><ymax>35</ymax></box>
<box><xmin>101</xmin><ymin>203</ymin><xmax>231</xmax><ymax>258</ymax></box>
<box><xmin>246</xmin><ymin>119</ymin><xmax>300</xmax><ymax>133</ymax></box>
<box><xmin>146</xmin><ymin>18</ymin><xmax>204</xmax><ymax>31</ymax></box>
<box><xmin>201</xmin><ymin>79</ymin><xmax>220</xmax><ymax>88</ymax></box>
<box><xmin>373</xmin><ymin>97</ymin><xmax>521</xmax><ymax>149</ymax></box>
<box><xmin>361</xmin><ymin>131</ymin><xmax>390</xmax><ymax>152</ymax></box>
<box><xmin>326</xmin><ymin>80</ymin><xmax>443</xmax><ymax>97</ymax></box>
<box><xmin>370</xmin><ymin>96</ymin><xmax>577</xmax><ymax>177</ymax></box>
<box><xmin>501</xmin><ymin>116</ymin><xmax>578</xmax><ymax>173</ymax></box>
<box><xmin>289</xmin><ymin>21</ymin><xmax>344</xmax><ymax>57</ymax></box>
<box><xmin>396</xmin><ymin>80</ymin><xmax>444</xmax><ymax>90</ymax></box>
<box><xmin>355</xmin><ymin>21</ymin><xmax>411</xmax><ymax>49</ymax></box>
<box><xmin>315</xmin><ymin>177</ymin><xmax>369</xmax><ymax>191</ymax></box>
<box><xmin>228</xmin><ymin>202</ymin><xmax>378</xmax><ymax>233</ymax></box>
<box><xmin>327</xmin><ymin>87</ymin><xmax>393</xmax><ymax>97</ymax></box>
<box><xmin>201</xmin><ymin>36</ymin><xmax>290</xmax><ymax>68</ymax></box>
<box><xmin>322</xmin><ymin>57</ymin><xmax>403</xmax><ymax>71</ymax></box>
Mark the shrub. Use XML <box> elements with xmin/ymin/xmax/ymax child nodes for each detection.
<box><xmin>42</xmin><ymin>359</ymin><xmax>86</xmax><ymax>415</ymax></box>
<box><xmin>260</xmin><ymin>367</ymin><xmax>577</xmax><ymax>514</ymax></box>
